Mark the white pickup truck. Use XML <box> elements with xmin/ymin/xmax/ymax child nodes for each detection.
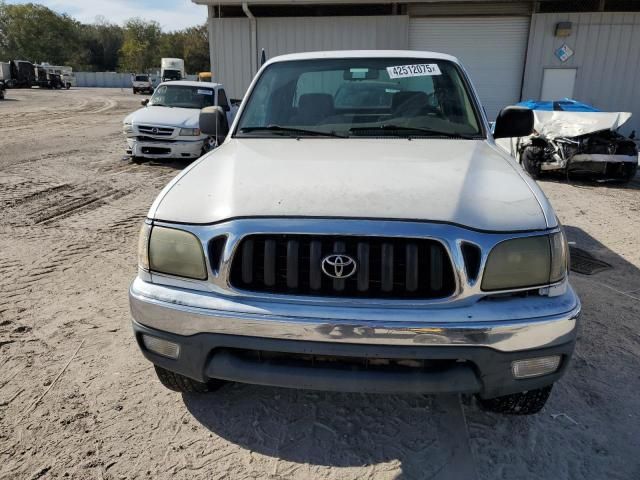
<box><xmin>130</xmin><ymin>51</ymin><xmax>580</xmax><ymax>415</ymax></box>
<box><xmin>123</xmin><ymin>80</ymin><xmax>237</xmax><ymax>160</ymax></box>
<box><xmin>132</xmin><ymin>74</ymin><xmax>154</xmax><ymax>94</ymax></box>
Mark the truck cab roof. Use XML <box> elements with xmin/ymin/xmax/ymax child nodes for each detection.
<box><xmin>265</xmin><ymin>50</ymin><xmax>460</xmax><ymax>66</ymax></box>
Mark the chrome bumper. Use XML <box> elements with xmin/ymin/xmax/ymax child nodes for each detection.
<box><xmin>126</xmin><ymin>137</ymin><xmax>204</xmax><ymax>158</ymax></box>
<box><xmin>129</xmin><ymin>277</ymin><xmax>580</xmax><ymax>353</ymax></box>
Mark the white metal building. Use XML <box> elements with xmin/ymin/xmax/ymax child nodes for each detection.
<box><xmin>193</xmin><ymin>0</ymin><xmax>640</xmax><ymax>131</ymax></box>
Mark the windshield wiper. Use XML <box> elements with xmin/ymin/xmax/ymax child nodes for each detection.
<box><xmin>239</xmin><ymin>125</ymin><xmax>347</xmax><ymax>138</ymax></box>
<box><xmin>150</xmin><ymin>103</ymin><xmax>173</xmax><ymax>108</ymax></box>
<box><xmin>349</xmin><ymin>124</ymin><xmax>476</xmax><ymax>139</ymax></box>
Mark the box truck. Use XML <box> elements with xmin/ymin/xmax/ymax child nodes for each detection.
<box><xmin>160</xmin><ymin>58</ymin><xmax>185</xmax><ymax>82</ymax></box>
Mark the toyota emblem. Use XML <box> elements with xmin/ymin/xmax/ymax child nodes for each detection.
<box><xmin>321</xmin><ymin>254</ymin><xmax>357</xmax><ymax>279</ymax></box>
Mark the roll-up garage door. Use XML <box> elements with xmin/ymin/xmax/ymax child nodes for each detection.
<box><xmin>409</xmin><ymin>17</ymin><xmax>530</xmax><ymax>119</ymax></box>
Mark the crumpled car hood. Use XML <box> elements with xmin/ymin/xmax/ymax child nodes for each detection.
<box><xmin>124</xmin><ymin>106</ymin><xmax>200</xmax><ymax>129</ymax></box>
<box><xmin>149</xmin><ymin>138</ymin><xmax>555</xmax><ymax>232</ymax></box>
<box><xmin>533</xmin><ymin>110</ymin><xmax>632</xmax><ymax>138</ymax></box>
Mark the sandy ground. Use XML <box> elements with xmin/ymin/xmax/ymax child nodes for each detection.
<box><xmin>0</xmin><ymin>88</ymin><xmax>639</xmax><ymax>480</ymax></box>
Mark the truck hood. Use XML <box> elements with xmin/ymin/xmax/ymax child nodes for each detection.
<box><xmin>124</xmin><ymin>106</ymin><xmax>199</xmax><ymax>129</ymax></box>
<box><xmin>150</xmin><ymin>138</ymin><xmax>554</xmax><ymax>232</ymax></box>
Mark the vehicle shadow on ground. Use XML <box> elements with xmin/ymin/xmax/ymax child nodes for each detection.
<box><xmin>129</xmin><ymin>157</ymin><xmax>196</xmax><ymax>171</ymax></box>
<box><xmin>538</xmin><ymin>170</ymin><xmax>640</xmax><ymax>191</ymax></box>
<box><xmin>184</xmin><ymin>388</ymin><xmax>475</xmax><ymax>479</ymax></box>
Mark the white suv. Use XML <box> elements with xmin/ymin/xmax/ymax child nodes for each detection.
<box><xmin>129</xmin><ymin>51</ymin><xmax>580</xmax><ymax>415</ymax></box>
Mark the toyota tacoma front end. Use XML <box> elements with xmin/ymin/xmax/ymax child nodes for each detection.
<box><xmin>129</xmin><ymin>51</ymin><xmax>580</xmax><ymax>414</ymax></box>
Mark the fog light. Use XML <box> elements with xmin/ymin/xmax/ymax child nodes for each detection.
<box><xmin>142</xmin><ymin>334</ymin><xmax>180</xmax><ymax>359</ymax></box>
<box><xmin>512</xmin><ymin>356</ymin><xmax>561</xmax><ymax>379</ymax></box>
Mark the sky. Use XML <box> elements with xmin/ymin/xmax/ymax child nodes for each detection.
<box><xmin>6</xmin><ymin>0</ymin><xmax>207</xmax><ymax>31</ymax></box>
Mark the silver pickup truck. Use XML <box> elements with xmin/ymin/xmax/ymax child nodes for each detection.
<box><xmin>129</xmin><ymin>51</ymin><xmax>580</xmax><ymax>415</ymax></box>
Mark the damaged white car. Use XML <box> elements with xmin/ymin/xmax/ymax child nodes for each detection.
<box><xmin>498</xmin><ymin>101</ymin><xmax>638</xmax><ymax>183</ymax></box>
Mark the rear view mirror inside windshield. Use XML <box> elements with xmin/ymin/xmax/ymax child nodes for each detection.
<box><xmin>344</xmin><ymin>68</ymin><xmax>379</xmax><ymax>81</ymax></box>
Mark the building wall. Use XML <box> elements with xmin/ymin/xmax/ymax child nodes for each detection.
<box><xmin>257</xmin><ymin>15</ymin><xmax>408</xmax><ymax>57</ymax></box>
<box><xmin>209</xmin><ymin>15</ymin><xmax>408</xmax><ymax>99</ymax></box>
<box><xmin>210</xmin><ymin>17</ymin><xmax>254</xmax><ymax>99</ymax></box>
<box><xmin>522</xmin><ymin>12</ymin><xmax>640</xmax><ymax>134</ymax></box>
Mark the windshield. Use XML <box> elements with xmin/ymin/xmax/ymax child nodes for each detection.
<box><xmin>149</xmin><ymin>85</ymin><xmax>215</xmax><ymax>109</ymax></box>
<box><xmin>163</xmin><ymin>69</ymin><xmax>182</xmax><ymax>81</ymax></box>
<box><xmin>236</xmin><ymin>58</ymin><xmax>483</xmax><ymax>138</ymax></box>
<box><xmin>135</xmin><ymin>75</ymin><xmax>149</xmax><ymax>81</ymax></box>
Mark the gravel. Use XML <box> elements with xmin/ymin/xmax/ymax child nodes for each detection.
<box><xmin>0</xmin><ymin>88</ymin><xmax>639</xmax><ymax>480</ymax></box>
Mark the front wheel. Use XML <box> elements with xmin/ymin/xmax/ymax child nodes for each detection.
<box><xmin>521</xmin><ymin>146</ymin><xmax>543</xmax><ymax>179</ymax></box>
<box><xmin>154</xmin><ymin>365</ymin><xmax>225</xmax><ymax>393</ymax></box>
<box><xmin>132</xmin><ymin>88</ymin><xmax>137</xmax><ymax>95</ymax></box>
<box><xmin>66</xmin><ymin>83</ymin><xmax>71</xmax><ymax>90</ymax></box>
<box><xmin>619</xmin><ymin>162</ymin><xmax>638</xmax><ymax>183</ymax></box>
<box><xmin>477</xmin><ymin>385</ymin><xmax>552</xmax><ymax>415</ymax></box>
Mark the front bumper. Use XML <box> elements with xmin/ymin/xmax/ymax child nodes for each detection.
<box><xmin>129</xmin><ymin>277</ymin><xmax>580</xmax><ymax>397</ymax></box>
<box><xmin>126</xmin><ymin>137</ymin><xmax>204</xmax><ymax>159</ymax></box>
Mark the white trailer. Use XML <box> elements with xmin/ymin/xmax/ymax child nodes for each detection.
<box><xmin>0</xmin><ymin>62</ymin><xmax>11</xmax><ymax>83</ymax></box>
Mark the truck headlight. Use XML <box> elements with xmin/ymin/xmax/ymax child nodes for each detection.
<box><xmin>148</xmin><ymin>226</ymin><xmax>207</xmax><ymax>280</ymax></box>
<box><xmin>481</xmin><ymin>231</ymin><xmax>568</xmax><ymax>291</ymax></box>
<box><xmin>179</xmin><ymin>128</ymin><xmax>200</xmax><ymax>136</ymax></box>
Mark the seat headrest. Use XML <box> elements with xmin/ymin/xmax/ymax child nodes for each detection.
<box><xmin>391</xmin><ymin>91</ymin><xmax>430</xmax><ymax>112</ymax></box>
<box><xmin>298</xmin><ymin>93</ymin><xmax>334</xmax><ymax>113</ymax></box>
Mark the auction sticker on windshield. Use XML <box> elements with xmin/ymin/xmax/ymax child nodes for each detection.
<box><xmin>197</xmin><ymin>89</ymin><xmax>213</xmax><ymax>96</ymax></box>
<box><xmin>387</xmin><ymin>64</ymin><xmax>442</xmax><ymax>79</ymax></box>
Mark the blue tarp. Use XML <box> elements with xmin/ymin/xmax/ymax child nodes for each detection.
<box><xmin>516</xmin><ymin>98</ymin><xmax>601</xmax><ymax>112</ymax></box>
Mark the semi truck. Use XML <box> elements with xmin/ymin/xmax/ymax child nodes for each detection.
<box><xmin>9</xmin><ymin>60</ymin><xmax>35</xmax><ymax>88</ymax></box>
<box><xmin>160</xmin><ymin>58</ymin><xmax>185</xmax><ymax>82</ymax></box>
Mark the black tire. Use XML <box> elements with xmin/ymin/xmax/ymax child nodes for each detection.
<box><xmin>619</xmin><ymin>162</ymin><xmax>638</xmax><ymax>183</ymax></box>
<box><xmin>66</xmin><ymin>83</ymin><xmax>71</xmax><ymax>90</ymax></box>
<box><xmin>154</xmin><ymin>365</ymin><xmax>225</xmax><ymax>393</ymax></box>
<box><xmin>477</xmin><ymin>385</ymin><xmax>552</xmax><ymax>415</ymax></box>
<box><xmin>132</xmin><ymin>88</ymin><xmax>137</xmax><ymax>94</ymax></box>
<box><xmin>521</xmin><ymin>146</ymin><xmax>543</xmax><ymax>179</ymax></box>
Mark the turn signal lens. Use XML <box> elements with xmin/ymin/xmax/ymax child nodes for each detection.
<box><xmin>550</xmin><ymin>230</ymin><xmax>569</xmax><ymax>283</ymax></box>
<box><xmin>142</xmin><ymin>334</ymin><xmax>180</xmax><ymax>359</ymax></box>
<box><xmin>137</xmin><ymin>222</ymin><xmax>151</xmax><ymax>271</ymax></box>
<box><xmin>512</xmin><ymin>356</ymin><xmax>561</xmax><ymax>379</ymax></box>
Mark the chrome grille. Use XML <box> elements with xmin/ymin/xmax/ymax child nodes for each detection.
<box><xmin>138</xmin><ymin>125</ymin><xmax>174</xmax><ymax>136</ymax></box>
<box><xmin>229</xmin><ymin>234</ymin><xmax>456</xmax><ymax>299</ymax></box>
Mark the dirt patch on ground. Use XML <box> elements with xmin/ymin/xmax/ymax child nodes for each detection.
<box><xmin>0</xmin><ymin>88</ymin><xmax>639</xmax><ymax>479</ymax></box>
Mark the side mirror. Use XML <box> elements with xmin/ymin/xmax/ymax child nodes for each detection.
<box><xmin>200</xmin><ymin>106</ymin><xmax>229</xmax><ymax>143</ymax></box>
<box><xmin>141</xmin><ymin>99</ymin><xmax>149</xmax><ymax>106</ymax></box>
<box><xmin>493</xmin><ymin>106</ymin><xmax>534</xmax><ymax>139</ymax></box>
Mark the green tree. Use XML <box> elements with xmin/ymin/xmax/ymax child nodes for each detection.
<box><xmin>0</xmin><ymin>2</ymin><xmax>208</xmax><ymax>74</ymax></box>
<box><xmin>182</xmin><ymin>25</ymin><xmax>209</xmax><ymax>74</ymax></box>
<box><xmin>119</xmin><ymin>18</ymin><xmax>162</xmax><ymax>73</ymax></box>
<box><xmin>80</xmin><ymin>17</ymin><xmax>124</xmax><ymax>71</ymax></box>
<box><xmin>158</xmin><ymin>25</ymin><xmax>209</xmax><ymax>74</ymax></box>
<box><xmin>0</xmin><ymin>1</ymin><xmax>81</xmax><ymax>64</ymax></box>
